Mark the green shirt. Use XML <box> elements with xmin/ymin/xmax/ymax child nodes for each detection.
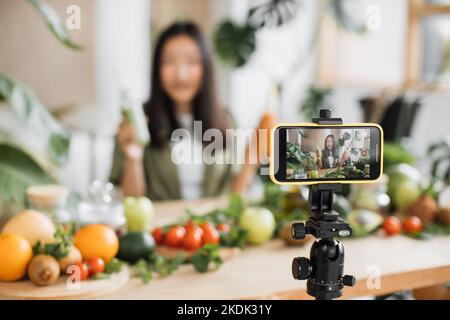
<box><xmin>109</xmin><ymin>140</ymin><xmax>238</xmax><ymax>201</ymax></box>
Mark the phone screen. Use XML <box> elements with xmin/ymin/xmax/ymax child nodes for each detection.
<box><xmin>272</xmin><ymin>125</ymin><xmax>383</xmax><ymax>183</ymax></box>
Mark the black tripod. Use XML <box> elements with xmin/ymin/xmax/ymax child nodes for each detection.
<box><xmin>290</xmin><ymin>109</ymin><xmax>355</xmax><ymax>300</ymax></box>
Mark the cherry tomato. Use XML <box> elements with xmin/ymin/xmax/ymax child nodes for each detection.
<box><xmin>217</xmin><ymin>223</ymin><xmax>231</xmax><ymax>234</ymax></box>
<box><xmin>382</xmin><ymin>216</ymin><xmax>402</xmax><ymax>236</ymax></box>
<box><xmin>165</xmin><ymin>226</ymin><xmax>186</xmax><ymax>248</ymax></box>
<box><xmin>185</xmin><ymin>220</ymin><xmax>195</xmax><ymax>229</ymax></box>
<box><xmin>68</xmin><ymin>262</ymin><xmax>90</xmax><ymax>280</ymax></box>
<box><xmin>86</xmin><ymin>257</ymin><xmax>105</xmax><ymax>275</ymax></box>
<box><xmin>152</xmin><ymin>227</ymin><xmax>165</xmax><ymax>245</ymax></box>
<box><xmin>200</xmin><ymin>222</ymin><xmax>220</xmax><ymax>244</ymax></box>
<box><xmin>403</xmin><ymin>216</ymin><xmax>423</xmax><ymax>234</ymax></box>
<box><xmin>183</xmin><ymin>221</ymin><xmax>203</xmax><ymax>238</ymax></box>
<box><xmin>182</xmin><ymin>229</ymin><xmax>203</xmax><ymax>251</ymax></box>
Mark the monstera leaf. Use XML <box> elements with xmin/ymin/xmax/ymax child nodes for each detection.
<box><xmin>213</xmin><ymin>20</ymin><xmax>257</xmax><ymax>68</ymax></box>
<box><xmin>0</xmin><ymin>74</ymin><xmax>71</xmax><ymax>165</ymax></box>
<box><xmin>27</xmin><ymin>0</ymin><xmax>82</xmax><ymax>49</ymax></box>
<box><xmin>428</xmin><ymin>137</ymin><xmax>450</xmax><ymax>183</ymax></box>
<box><xmin>0</xmin><ymin>134</ymin><xmax>56</xmax><ymax>221</ymax></box>
<box><xmin>328</xmin><ymin>0</ymin><xmax>366</xmax><ymax>33</ymax></box>
<box><xmin>248</xmin><ymin>0</ymin><xmax>302</xmax><ymax>28</ymax></box>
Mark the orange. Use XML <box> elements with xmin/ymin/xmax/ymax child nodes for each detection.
<box><xmin>0</xmin><ymin>233</ymin><xmax>33</xmax><ymax>282</ymax></box>
<box><xmin>73</xmin><ymin>224</ymin><xmax>119</xmax><ymax>263</ymax></box>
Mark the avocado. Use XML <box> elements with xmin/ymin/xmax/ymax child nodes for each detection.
<box><xmin>117</xmin><ymin>231</ymin><xmax>155</xmax><ymax>263</ymax></box>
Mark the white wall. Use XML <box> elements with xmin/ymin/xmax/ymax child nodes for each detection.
<box><xmin>228</xmin><ymin>0</ymin><xmax>318</xmax><ymax>128</ymax></box>
<box><xmin>59</xmin><ymin>0</ymin><xmax>151</xmax><ymax>195</ymax></box>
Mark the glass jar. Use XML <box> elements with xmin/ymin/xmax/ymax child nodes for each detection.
<box><xmin>26</xmin><ymin>185</ymin><xmax>72</xmax><ymax>224</ymax></box>
<box><xmin>77</xmin><ymin>180</ymin><xmax>125</xmax><ymax>231</ymax></box>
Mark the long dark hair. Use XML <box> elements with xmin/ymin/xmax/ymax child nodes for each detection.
<box><xmin>144</xmin><ymin>21</ymin><xmax>228</xmax><ymax>148</ymax></box>
<box><xmin>323</xmin><ymin>134</ymin><xmax>337</xmax><ymax>157</ymax></box>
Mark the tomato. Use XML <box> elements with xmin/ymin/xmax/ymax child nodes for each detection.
<box><xmin>403</xmin><ymin>216</ymin><xmax>423</xmax><ymax>234</ymax></box>
<box><xmin>152</xmin><ymin>227</ymin><xmax>165</xmax><ymax>245</ymax></box>
<box><xmin>182</xmin><ymin>229</ymin><xmax>203</xmax><ymax>251</ymax></box>
<box><xmin>184</xmin><ymin>220</ymin><xmax>195</xmax><ymax>229</ymax></box>
<box><xmin>86</xmin><ymin>257</ymin><xmax>105</xmax><ymax>275</ymax></box>
<box><xmin>200</xmin><ymin>222</ymin><xmax>220</xmax><ymax>244</ymax></box>
<box><xmin>68</xmin><ymin>262</ymin><xmax>89</xmax><ymax>280</ymax></box>
<box><xmin>382</xmin><ymin>216</ymin><xmax>402</xmax><ymax>236</ymax></box>
<box><xmin>217</xmin><ymin>223</ymin><xmax>231</xmax><ymax>234</ymax></box>
<box><xmin>164</xmin><ymin>226</ymin><xmax>186</xmax><ymax>248</ymax></box>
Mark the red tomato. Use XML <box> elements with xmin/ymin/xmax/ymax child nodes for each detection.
<box><xmin>182</xmin><ymin>229</ymin><xmax>203</xmax><ymax>251</ymax></box>
<box><xmin>68</xmin><ymin>262</ymin><xmax>89</xmax><ymax>280</ymax></box>
<box><xmin>382</xmin><ymin>216</ymin><xmax>402</xmax><ymax>236</ymax></box>
<box><xmin>185</xmin><ymin>220</ymin><xmax>195</xmax><ymax>229</ymax></box>
<box><xmin>184</xmin><ymin>221</ymin><xmax>203</xmax><ymax>237</ymax></box>
<box><xmin>200</xmin><ymin>222</ymin><xmax>220</xmax><ymax>244</ymax></box>
<box><xmin>152</xmin><ymin>227</ymin><xmax>165</xmax><ymax>245</ymax></box>
<box><xmin>217</xmin><ymin>223</ymin><xmax>231</xmax><ymax>234</ymax></box>
<box><xmin>86</xmin><ymin>257</ymin><xmax>105</xmax><ymax>275</ymax></box>
<box><xmin>165</xmin><ymin>226</ymin><xmax>186</xmax><ymax>248</ymax></box>
<box><xmin>403</xmin><ymin>216</ymin><xmax>423</xmax><ymax>234</ymax></box>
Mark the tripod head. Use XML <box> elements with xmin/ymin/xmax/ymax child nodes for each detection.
<box><xmin>290</xmin><ymin>109</ymin><xmax>356</xmax><ymax>300</ymax></box>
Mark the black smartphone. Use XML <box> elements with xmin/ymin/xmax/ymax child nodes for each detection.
<box><xmin>270</xmin><ymin>123</ymin><xmax>383</xmax><ymax>185</ymax></box>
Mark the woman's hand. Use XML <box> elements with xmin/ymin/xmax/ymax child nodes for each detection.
<box><xmin>117</xmin><ymin>119</ymin><xmax>144</xmax><ymax>161</ymax></box>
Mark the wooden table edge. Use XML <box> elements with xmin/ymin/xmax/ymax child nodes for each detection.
<box><xmin>244</xmin><ymin>265</ymin><xmax>450</xmax><ymax>300</ymax></box>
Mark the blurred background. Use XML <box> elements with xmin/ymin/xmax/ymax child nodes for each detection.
<box><xmin>0</xmin><ymin>0</ymin><xmax>449</xmax><ymax>206</ymax></box>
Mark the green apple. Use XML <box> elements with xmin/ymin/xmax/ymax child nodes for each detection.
<box><xmin>394</xmin><ymin>180</ymin><xmax>421</xmax><ymax>212</ymax></box>
<box><xmin>239</xmin><ymin>207</ymin><xmax>275</xmax><ymax>245</ymax></box>
<box><xmin>124</xmin><ymin>197</ymin><xmax>154</xmax><ymax>232</ymax></box>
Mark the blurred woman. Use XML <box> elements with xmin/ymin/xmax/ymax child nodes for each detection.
<box><xmin>110</xmin><ymin>22</ymin><xmax>264</xmax><ymax>200</ymax></box>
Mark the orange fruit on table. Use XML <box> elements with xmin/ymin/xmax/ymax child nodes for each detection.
<box><xmin>73</xmin><ymin>224</ymin><xmax>119</xmax><ymax>263</ymax></box>
<box><xmin>0</xmin><ymin>233</ymin><xmax>33</xmax><ymax>282</ymax></box>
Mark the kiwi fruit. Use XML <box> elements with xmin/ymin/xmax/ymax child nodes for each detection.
<box><xmin>28</xmin><ymin>254</ymin><xmax>60</xmax><ymax>286</ymax></box>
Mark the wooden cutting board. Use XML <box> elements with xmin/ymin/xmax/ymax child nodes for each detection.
<box><xmin>0</xmin><ymin>267</ymin><xmax>129</xmax><ymax>300</ymax></box>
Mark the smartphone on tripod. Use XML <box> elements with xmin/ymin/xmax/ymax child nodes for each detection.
<box><xmin>269</xmin><ymin>119</ymin><xmax>384</xmax><ymax>299</ymax></box>
<box><xmin>270</xmin><ymin>123</ymin><xmax>383</xmax><ymax>185</ymax></box>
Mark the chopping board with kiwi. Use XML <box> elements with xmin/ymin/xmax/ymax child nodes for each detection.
<box><xmin>0</xmin><ymin>266</ymin><xmax>129</xmax><ymax>299</ymax></box>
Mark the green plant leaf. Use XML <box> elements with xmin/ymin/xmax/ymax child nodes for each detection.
<box><xmin>0</xmin><ymin>139</ymin><xmax>54</xmax><ymax>219</ymax></box>
<box><xmin>27</xmin><ymin>0</ymin><xmax>82</xmax><ymax>50</ymax></box>
<box><xmin>328</xmin><ymin>0</ymin><xmax>367</xmax><ymax>33</ymax></box>
<box><xmin>0</xmin><ymin>74</ymin><xmax>71</xmax><ymax>165</ymax></box>
<box><xmin>190</xmin><ymin>244</ymin><xmax>223</xmax><ymax>273</ymax></box>
<box><xmin>213</xmin><ymin>20</ymin><xmax>256</xmax><ymax>68</ymax></box>
<box><xmin>300</xmin><ymin>86</ymin><xmax>332</xmax><ymax>121</ymax></box>
<box><xmin>248</xmin><ymin>0</ymin><xmax>302</xmax><ymax>28</ymax></box>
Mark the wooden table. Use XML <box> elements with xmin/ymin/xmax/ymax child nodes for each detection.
<box><xmin>98</xmin><ymin>197</ymin><xmax>450</xmax><ymax>300</ymax></box>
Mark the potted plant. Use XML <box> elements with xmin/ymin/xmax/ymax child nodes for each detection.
<box><xmin>303</xmin><ymin>152</ymin><xmax>319</xmax><ymax>179</ymax></box>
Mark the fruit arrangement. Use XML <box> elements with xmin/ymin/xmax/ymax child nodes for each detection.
<box><xmin>0</xmin><ymin>210</ymin><xmax>123</xmax><ymax>286</ymax></box>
